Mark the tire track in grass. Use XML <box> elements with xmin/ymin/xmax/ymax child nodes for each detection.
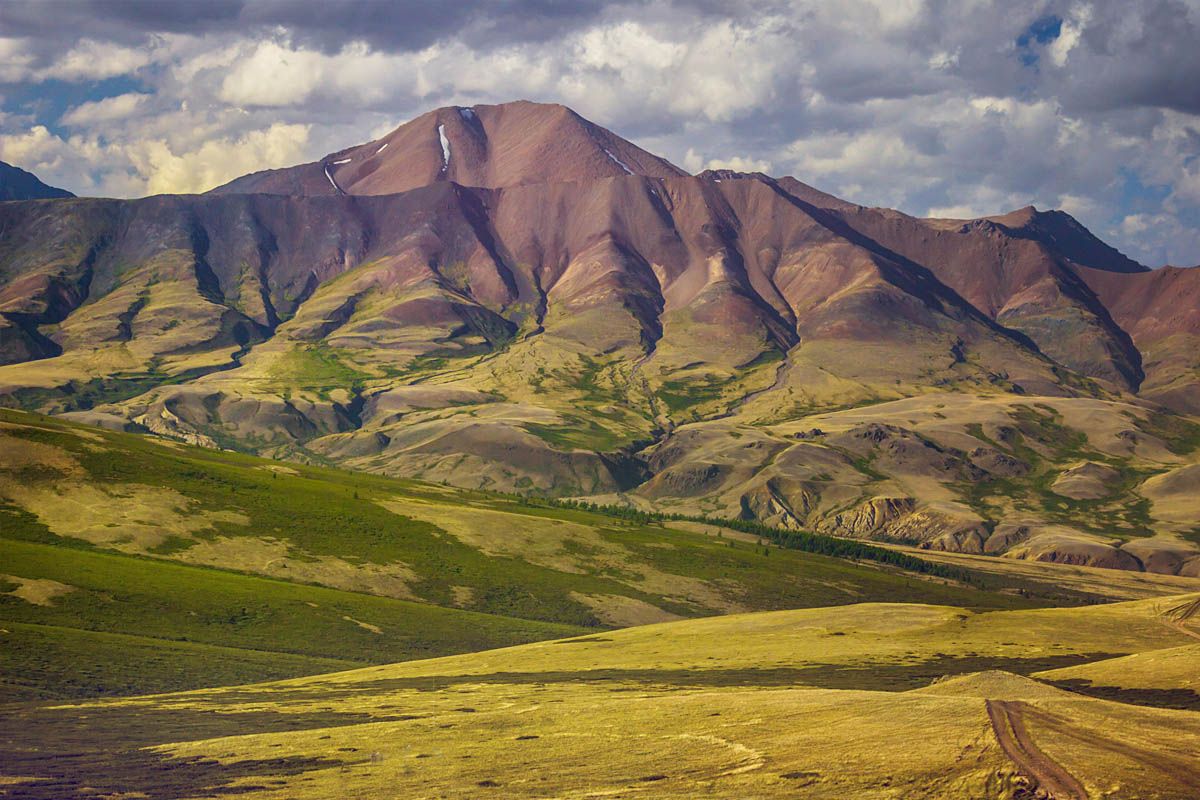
<box><xmin>986</xmin><ymin>700</ymin><xmax>1086</xmax><ymax>800</ymax></box>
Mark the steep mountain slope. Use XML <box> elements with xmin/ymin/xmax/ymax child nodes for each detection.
<box><xmin>774</xmin><ymin>178</ymin><xmax>1148</xmax><ymax>392</ymax></box>
<box><xmin>1078</xmin><ymin>263</ymin><xmax>1200</xmax><ymax>414</ymax></box>
<box><xmin>0</xmin><ymin>160</ymin><xmax>74</xmax><ymax>201</ymax></box>
<box><xmin>0</xmin><ymin>101</ymin><xmax>1197</xmax><ymax>578</ymax></box>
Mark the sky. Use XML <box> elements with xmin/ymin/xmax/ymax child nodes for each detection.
<box><xmin>1</xmin><ymin>0</ymin><xmax>1198</xmax><ymax>266</ymax></box>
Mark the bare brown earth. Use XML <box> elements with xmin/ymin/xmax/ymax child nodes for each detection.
<box><xmin>1</xmin><ymin>100</ymin><xmax>1198</xmax><ymax>578</ymax></box>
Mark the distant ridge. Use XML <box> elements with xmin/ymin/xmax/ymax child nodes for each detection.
<box><xmin>0</xmin><ymin>160</ymin><xmax>74</xmax><ymax>201</ymax></box>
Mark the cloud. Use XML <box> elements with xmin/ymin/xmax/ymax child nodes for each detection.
<box><xmin>218</xmin><ymin>39</ymin><xmax>326</xmax><ymax>107</ymax></box>
<box><xmin>0</xmin><ymin>0</ymin><xmax>1197</xmax><ymax>265</ymax></box>
<box><xmin>0</xmin><ymin>120</ymin><xmax>310</xmax><ymax>196</ymax></box>
<box><xmin>61</xmin><ymin>93</ymin><xmax>150</xmax><ymax>126</ymax></box>
<box><xmin>133</xmin><ymin>122</ymin><xmax>311</xmax><ymax>194</ymax></box>
<box><xmin>43</xmin><ymin>38</ymin><xmax>156</xmax><ymax>82</ymax></box>
<box><xmin>1047</xmin><ymin>5</ymin><xmax>1090</xmax><ymax>67</ymax></box>
<box><xmin>705</xmin><ymin>155</ymin><xmax>772</xmax><ymax>173</ymax></box>
<box><xmin>0</xmin><ymin>37</ymin><xmax>37</xmax><ymax>83</ymax></box>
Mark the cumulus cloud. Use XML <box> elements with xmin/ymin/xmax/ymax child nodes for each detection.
<box><xmin>133</xmin><ymin>122</ymin><xmax>311</xmax><ymax>194</ymax></box>
<box><xmin>61</xmin><ymin>93</ymin><xmax>150</xmax><ymax>126</ymax></box>
<box><xmin>218</xmin><ymin>39</ymin><xmax>327</xmax><ymax>107</ymax></box>
<box><xmin>0</xmin><ymin>37</ymin><xmax>37</xmax><ymax>83</ymax></box>
<box><xmin>43</xmin><ymin>38</ymin><xmax>157</xmax><ymax>82</ymax></box>
<box><xmin>0</xmin><ymin>0</ymin><xmax>1197</xmax><ymax>264</ymax></box>
<box><xmin>0</xmin><ymin>120</ymin><xmax>310</xmax><ymax>197</ymax></box>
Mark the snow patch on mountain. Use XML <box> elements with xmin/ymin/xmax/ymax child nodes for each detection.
<box><xmin>602</xmin><ymin>147</ymin><xmax>633</xmax><ymax>175</ymax></box>
<box><xmin>438</xmin><ymin>124</ymin><xmax>450</xmax><ymax>171</ymax></box>
<box><xmin>323</xmin><ymin>165</ymin><xmax>342</xmax><ymax>194</ymax></box>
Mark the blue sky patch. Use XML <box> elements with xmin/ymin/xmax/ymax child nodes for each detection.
<box><xmin>1016</xmin><ymin>15</ymin><xmax>1063</xmax><ymax>67</ymax></box>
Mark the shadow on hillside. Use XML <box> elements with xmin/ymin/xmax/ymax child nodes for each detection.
<box><xmin>233</xmin><ymin>652</ymin><xmax>1118</xmax><ymax>701</ymax></box>
<box><xmin>1045</xmin><ymin>679</ymin><xmax>1200</xmax><ymax>711</ymax></box>
<box><xmin>0</xmin><ymin>704</ymin><xmax>402</xmax><ymax>800</ymax></box>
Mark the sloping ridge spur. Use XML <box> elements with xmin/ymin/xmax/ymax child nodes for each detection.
<box><xmin>985</xmin><ymin>700</ymin><xmax>1087</xmax><ymax>800</ymax></box>
<box><xmin>1158</xmin><ymin>595</ymin><xmax>1200</xmax><ymax>641</ymax></box>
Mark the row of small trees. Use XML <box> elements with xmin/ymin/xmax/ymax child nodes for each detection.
<box><xmin>510</xmin><ymin>494</ymin><xmax>976</xmax><ymax>584</ymax></box>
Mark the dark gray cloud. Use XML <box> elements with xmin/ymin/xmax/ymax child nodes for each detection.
<box><xmin>0</xmin><ymin>0</ymin><xmax>639</xmax><ymax>52</ymax></box>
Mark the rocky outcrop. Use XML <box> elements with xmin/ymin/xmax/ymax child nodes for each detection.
<box><xmin>642</xmin><ymin>463</ymin><xmax>730</xmax><ymax>499</ymax></box>
<box><xmin>824</xmin><ymin>496</ymin><xmax>917</xmax><ymax>538</ymax></box>
<box><xmin>1001</xmin><ymin>525</ymin><xmax>1142</xmax><ymax>571</ymax></box>
<box><xmin>1119</xmin><ymin>538</ymin><xmax>1200</xmax><ymax>576</ymax></box>
<box><xmin>738</xmin><ymin>478</ymin><xmax>815</xmax><ymax>530</ymax></box>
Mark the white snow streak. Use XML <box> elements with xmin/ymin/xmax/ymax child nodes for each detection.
<box><xmin>437</xmin><ymin>124</ymin><xmax>450</xmax><ymax>170</ymax></box>
<box><xmin>332</xmin><ymin>158</ymin><xmax>351</xmax><ymax>164</ymax></box>
<box><xmin>375</xmin><ymin>142</ymin><xmax>389</xmax><ymax>155</ymax></box>
<box><xmin>323</xmin><ymin>165</ymin><xmax>342</xmax><ymax>194</ymax></box>
<box><xmin>603</xmin><ymin>147</ymin><xmax>633</xmax><ymax>175</ymax></box>
<box><xmin>458</xmin><ymin>107</ymin><xmax>476</xmax><ymax>122</ymax></box>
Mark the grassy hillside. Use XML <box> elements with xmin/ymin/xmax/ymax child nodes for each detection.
<box><xmin>1</xmin><ymin>408</ymin><xmax>1123</xmax><ymax>700</ymax></box>
<box><xmin>3</xmin><ymin>595</ymin><xmax>1197</xmax><ymax>799</ymax></box>
<box><xmin>0</xmin><ymin>539</ymin><xmax>585</xmax><ymax>701</ymax></box>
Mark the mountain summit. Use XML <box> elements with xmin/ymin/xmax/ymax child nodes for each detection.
<box><xmin>212</xmin><ymin>100</ymin><xmax>686</xmax><ymax>195</ymax></box>
<box><xmin>1</xmin><ymin>100</ymin><xmax>1198</xmax><ymax>577</ymax></box>
<box><xmin>0</xmin><ymin>160</ymin><xmax>74</xmax><ymax>201</ymax></box>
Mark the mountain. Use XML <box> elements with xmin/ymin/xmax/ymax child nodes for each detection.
<box><xmin>0</xmin><ymin>160</ymin><xmax>74</xmax><ymax>201</ymax></box>
<box><xmin>212</xmin><ymin>100</ymin><xmax>686</xmax><ymax>195</ymax></box>
<box><xmin>0</xmin><ymin>100</ymin><xmax>1198</xmax><ymax>578</ymax></box>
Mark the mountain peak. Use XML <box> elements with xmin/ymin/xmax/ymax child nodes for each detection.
<box><xmin>988</xmin><ymin>205</ymin><xmax>1146</xmax><ymax>273</ymax></box>
<box><xmin>212</xmin><ymin>99</ymin><xmax>685</xmax><ymax>196</ymax></box>
<box><xmin>0</xmin><ymin>160</ymin><xmax>74</xmax><ymax>201</ymax></box>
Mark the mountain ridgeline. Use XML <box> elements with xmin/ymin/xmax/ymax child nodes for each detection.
<box><xmin>1</xmin><ymin>100</ymin><xmax>1199</xmax><ymax>577</ymax></box>
<box><xmin>0</xmin><ymin>160</ymin><xmax>74</xmax><ymax>202</ymax></box>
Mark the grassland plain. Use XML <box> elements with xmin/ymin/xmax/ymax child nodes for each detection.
<box><xmin>0</xmin><ymin>408</ymin><xmax>1127</xmax><ymax>701</ymax></box>
<box><xmin>1</xmin><ymin>596</ymin><xmax>1197</xmax><ymax>799</ymax></box>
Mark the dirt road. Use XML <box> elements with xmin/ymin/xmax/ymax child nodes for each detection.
<box><xmin>1159</xmin><ymin>596</ymin><xmax>1200</xmax><ymax>642</ymax></box>
<box><xmin>986</xmin><ymin>700</ymin><xmax>1087</xmax><ymax>800</ymax></box>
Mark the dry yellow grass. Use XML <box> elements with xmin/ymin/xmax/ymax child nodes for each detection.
<box><xmin>1</xmin><ymin>574</ymin><xmax>75</xmax><ymax>606</ymax></box>
<box><xmin>172</xmin><ymin>536</ymin><xmax>421</xmax><ymax>601</ymax></box>
<box><xmin>378</xmin><ymin>496</ymin><xmax>743</xmax><ymax>614</ymax></box>
<box><xmin>56</xmin><ymin>595</ymin><xmax>1199</xmax><ymax>800</ymax></box>
<box><xmin>1036</xmin><ymin>644</ymin><xmax>1200</xmax><ymax>692</ymax></box>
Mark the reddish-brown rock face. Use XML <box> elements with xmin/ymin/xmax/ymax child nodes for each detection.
<box><xmin>211</xmin><ymin>100</ymin><xmax>686</xmax><ymax>197</ymax></box>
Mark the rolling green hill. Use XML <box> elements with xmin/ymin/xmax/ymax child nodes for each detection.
<box><xmin>0</xmin><ymin>408</ymin><xmax>1143</xmax><ymax>700</ymax></box>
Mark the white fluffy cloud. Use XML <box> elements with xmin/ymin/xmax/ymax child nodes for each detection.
<box><xmin>133</xmin><ymin>122</ymin><xmax>312</xmax><ymax>195</ymax></box>
<box><xmin>43</xmin><ymin>38</ymin><xmax>157</xmax><ymax>82</ymax></box>
<box><xmin>0</xmin><ymin>121</ymin><xmax>310</xmax><ymax>197</ymax></box>
<box><xmin>218</xmin><ymin>40</ymin><xmax>328</xmax><ymax>107</ymax></box>
<box><xmin>61</xmin><ymin>93</ymin><xmax>150</xmax><ymax>126</ymax></box>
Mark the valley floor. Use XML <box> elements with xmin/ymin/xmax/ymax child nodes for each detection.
<box><xmin>2</xmin><ymin>595</ymin><xmax>1199</xmax><ymax>799</ymax></box>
